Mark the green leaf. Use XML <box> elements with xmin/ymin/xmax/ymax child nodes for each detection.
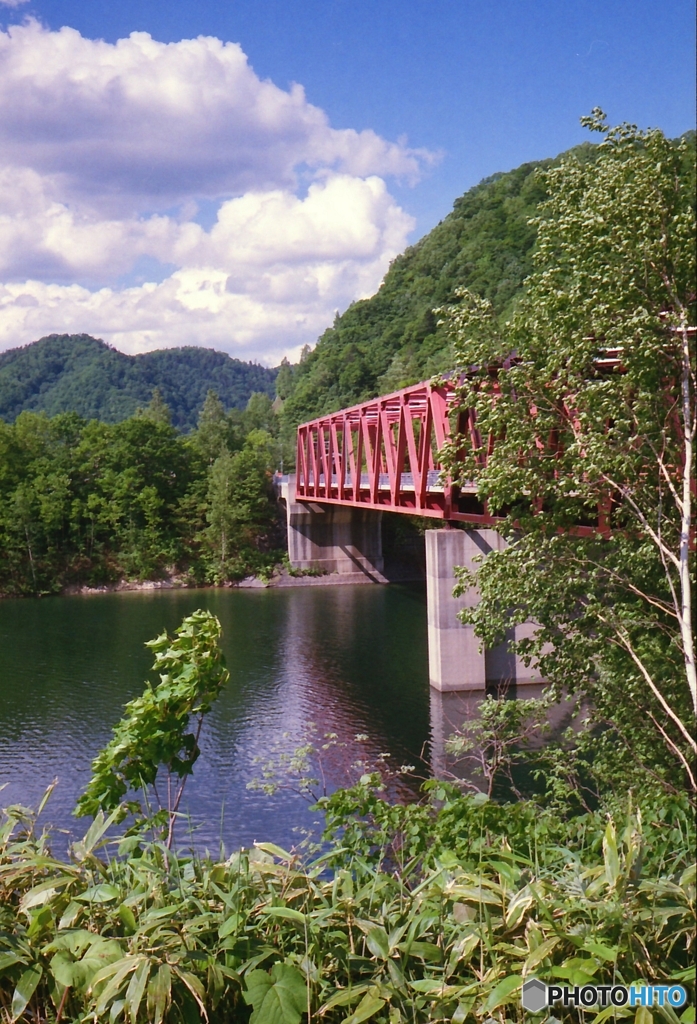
<box><xmin>364</xmin><ymin>925</ymin><xmax>390</xmax><ymax>960</ymax></box>
<box><xmin>319</xmin><ymin>985</ymin><xmax>372</xmax><ymax>1013</ymax></box>
<box><xmin>344</xmin><ymin>992</ymin><xmax>387</xmax><ymax>1024</ymax></box>
<box><xmin>11</xmin><ymin>965</ymin><xmax>42</xmax><ymax>1022</ymax></box>
<box><xmin>254</xmin><ymin>842</ymin><xmax>294</xmax><ymax>861</ymax></box>
<box><xmin>679</xmin><ymin>864</ymin><xmax>696</xmax><ymax>888</ymax></box>
<box><xmin>593</xmin><ymin>1004</ymin><xmax>629</xmax><ymax>1024</ymax></box>
<box><xmin>76</xmin><ymin>883</ymin><xmax>120</xmax><ymax>903</ymax></box>
<box><xmin>581</xmin><ymin>941</ymin><xmax>618</xmax><ymax>962</ymax></box>
<box><xmin>243</xmin><ymin>964</ymin><xmax>307</xmax><ymax>1024</ymax></box>
<box><xmin>94</xmin><ymin>958</ymin><xmax>140</xmax><ymax>1014</ymax></box>
<box><xmin>59</xmin><ymin>901</ymin><xmax>82</xmax><ymax>929</ymax></box>
<box><xmin>172</xmin><ymin>968</ymin><xmax>208</xmax><ymax>1019</ymax></box>
<box><xmin>118</xmin><ymin>904</ymin><xmax>137</xmax><ymax>934</ymax></box>
<box><xmin>20</xmin><ymin>880</ymin><xmax>62</xmax><ymax>911</ymax></box>
<box><xmin>45</xmin><ymin>929</ymin><xmax>94</xmax><ymax>957</ymax></box>
<box><xmin>506</xmin><ymin>887</ymin><xmax>535</xmax><ymax>927</ymax></box>
<box><xmin>409</xmin><ymin>980</ymin><xmax>452</xmax><ymax>994</ymax></box>
<box><xmin>403</xmin><ymin>941</ymin><xmax>442</xmax><ymax>962</ymax></box>
<box><xmin>260</xmin><ymin>906</ymin><xmax>307</xmax><ymax>925</ymax></box>
<box><xmin>218</xmin><ymin>913</ymin><xmax>241</xmax><ymax>938</ymax></box>
<box><xmin>26</xmin><ymin>906</ymin><xmax>52</xmax><ymax>938</ymax></box>
<box><xmin>603</xmin><ymin>821</ymin><xmax>620</xmax><ymax>887</ymax></box>
<box><xmin>523</xmin><ymin>936</ymin><xmax>560</xmax><ymax>972</ymax></box>
<box><xmin>109</xmin><ymin>998</ymin><xmax>126</xmax><ymax>1023</ymax></box>
<box><xmin>125</xmin><ymin>959</ymin><xmax>150</xmax><ymax>1022</ymax></box>
<box><xmin>207</xmin><ymin>962</ymin><xmax>225</xmax><ymax>1009</ymax></box>
<box><xmin>73</xmin><ymin>806</ymin><xmax>124</xmax><ymax>859</ymax></box>
<box><xmin>448</xmin><ymin>885</ymin><xmax>501</xmax><ymax>906</ymax></box>
<box><xmin>0</xmin><ymin>953</ymin><xmax>24</xmax><ymax>974</ymax></box>
<box><xmin>483</xmin><ymin>974</ymin><xmax>522</xmax><ymax>1012</ymax></box>
<box><xmin>50</xmin><ymin>951</ymin><xmax>80</xmax><ymax>989</ymax></box>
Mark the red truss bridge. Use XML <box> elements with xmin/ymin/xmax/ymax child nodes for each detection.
<box><xmin>294</xmin><ymin>353</ymin><xmax>628</xmax><ymax>530</ymax></box>
<box><xmin>295</xmin><ymin>378</ymin><xmax>496</xmax><ymax>525</ymax></box>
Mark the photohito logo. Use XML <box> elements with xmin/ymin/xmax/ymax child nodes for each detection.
<box><xmin>521</xmin><ymin>980</ymin><xmax>688</xmax><ymax>1013</ymax></box>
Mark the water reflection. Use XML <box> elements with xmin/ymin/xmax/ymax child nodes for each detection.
<box><xmin>0</xmin><ymin>584</ymin><xmax>430</xmax><ymax>852</ymax></box>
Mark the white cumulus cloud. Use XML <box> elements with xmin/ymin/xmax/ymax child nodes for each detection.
<box><xmin>0</xmin><ymin>20</ymin><xmax>432</xmax><ymax>361</ymax></box>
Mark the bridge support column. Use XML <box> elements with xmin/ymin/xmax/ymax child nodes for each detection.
<box><xmin>281</xmin><ymin>476</ymin><xmax>385</xmax><ymax>578</ymax></box>
<box><xmin>426</xmin><ymin>528</ymin><xmax>543</xmax><ymax>691</ymax></box>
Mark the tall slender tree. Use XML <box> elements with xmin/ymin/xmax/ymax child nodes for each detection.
<box><xmin>440</xmin><ymin>113</ymin><xmax>696</xmax><ymax>798</ymax></box>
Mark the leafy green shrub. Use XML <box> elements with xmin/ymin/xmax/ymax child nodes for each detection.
<box><xmin>74</xmin><ymin>610</ymin><xmax>229</xmax><ymax>850</ymax></box>
<box><xmin>0</xmin><ymin>786</ymin><xmax>693</xmax><ymax>1023</ymax></box>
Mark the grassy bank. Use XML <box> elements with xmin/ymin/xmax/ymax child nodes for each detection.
<box><xmin>1</xmin><ymin>785</ymin><xmax>693</xmax><ymax>1023</ymax></box>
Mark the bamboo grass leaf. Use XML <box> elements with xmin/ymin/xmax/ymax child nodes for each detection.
<box><xmin>603</xmin><ymin>821</ymin><xmax>621</xmax><ymax>887</ymax></box>
<box><xmin>343</xmin><ymin>990</ymin><xmax>387</xmax><ymax>1024</ymax></box>
<box><xmin>364</xmin><ymin>925</ymin><xmax>390</xmax><ymax>959</ymax></box>
<box><xmin>259</xmin><ymin>906</ymin><xmax>307</xmax><ymax>925</ymax></box>
<box><xmin>125</xmin><ymin>958</ymin><xmax>150</xmax><ymax>1022</ymax></box>
<box><xmin>581</xmin><ymin>941</ymin><xmax>618</xmax><ymax>962</ymax></box>
<box><xmin>318</xmin><ymin>984</ymin><xmax>372</xmax><ymax>1013</ymax></box>
<box><xmin>0</xmin><ymin>953</ymin><xmax>25</xmax><ymax>974</ymax></box>
<box><xmin>482</xmin><ymin>973</ymin><xmax>522</xmax><ymax>1012</ymax></box>
<box><xmin>93</xmin><ymin>958</ymin><xmax>140</xmax><ymax>1014</ymax></box>
<box><xmin>118</xmin><ymin>904</ymin><xmax>137</xmax><ymax>934</ymax></box>
<box><xmin>75</xmin><ymin>883</ymin><xmax>121</xmax><ymax>903</ymax></box>
<box><xmin>72</xmin><ymin>806</ymin><xmax>125</xmax><ymax>860</ymax></box>
<box><xmin>11</xmin><ymin>965</ymin><xmax>42</xmax><ymax>1022</ymax></box>
<box><xmin>218</xmin><ymin>913</ymin><xmax>242</xmax><ymax>938</ymax></box>
<box><xmin>172</xmin><ymin>967</ymin><xmax>209</xmax><ymax>1022</ymax></box>
<box><xmin>57</xmin><ymin>900</ymin><xmax>82</xmax><ymax>929</ymax></box>
<box><xmin>523</xmin><ymin>936</ymin><xmax>560</xmax><ymax>972</ymax></box>
<box><xmin>254</xmin><ymin>842</ymin><xmax>294</xmax><ymax>861</ymax></box>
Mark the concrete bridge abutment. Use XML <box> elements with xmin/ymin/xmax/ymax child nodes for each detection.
<box><xmin>281</xmin><ymin>476</ymin><xmax>385</xmax><ymax>580</ymax></box>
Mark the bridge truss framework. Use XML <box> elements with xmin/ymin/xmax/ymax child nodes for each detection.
<box><xmin>295</xmin><ymin>379</ymin><xmax>498</xmax><ymax>525</ymax></box>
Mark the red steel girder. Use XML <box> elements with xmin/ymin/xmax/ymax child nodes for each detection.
<box><xmin>295</xmin><ymin>379</ymin><xmax>496</xmax><ymax>523</ymax></box>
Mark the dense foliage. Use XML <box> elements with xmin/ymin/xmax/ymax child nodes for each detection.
<box><xmin>0</xmin><ymin>391</ymin><xmax>283</xmax><ymax>595</ymax></box>
<box><xmin>278</xmin><ymin>145</ymin><xmax>599</xmax><ymax>434</ymax></box>
<box><xmin>0</xmin><ymin>781</ymin><xmax>693</xmax><ymax>1023</ymax></box>
<box><xmin>0</xmin><ymin>335</ymin><xmax>277</xmax><ymax>432</ymax></box>
<box><xmin>440</xmin><ymin>114</ymin><xmax>696</xmax><ymax>802</ymax></box>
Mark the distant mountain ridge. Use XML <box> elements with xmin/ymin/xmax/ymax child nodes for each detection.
<box><xmin>0</xmin><ymin>334</ymin><xmax>277</xmax><ymax>431</ymax></box>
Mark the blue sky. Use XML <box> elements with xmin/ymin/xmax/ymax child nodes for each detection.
<box><xmin>0</xmin><ymin>0</ymin><xmax>694</xmax><ymax>362</ymax></box>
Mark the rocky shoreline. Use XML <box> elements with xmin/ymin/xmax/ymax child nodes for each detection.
<box><xmin>59</xmin><ymin>567</ymin><xmax>389</xmax><ymax>596</ymax></box>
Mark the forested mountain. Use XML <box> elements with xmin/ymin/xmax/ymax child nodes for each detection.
<box><xmin>0</xmin><ymin>334</ymin><xmax>277</xmax><ymax>431</ymax></box>
<box><xmin>279</xmin><ymin>144</ymin><xmax>599</xmax><ymax>427</ymax></box>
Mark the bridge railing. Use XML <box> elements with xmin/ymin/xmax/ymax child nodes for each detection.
<box><xmin>295</xmin><ymin>379</ymin><xmax>497</xmax><ymax>523</ymax></box>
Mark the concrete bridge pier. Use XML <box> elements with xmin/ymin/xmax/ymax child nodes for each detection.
<box><xmin>426</xmin><ymin>528</ymin><xmax>543</xmax><ymax>691</ymax></box>
<box><xmin>280</xmin><ymin>476</ymin><xmax>386</xmax><ymax>580</ymax></box>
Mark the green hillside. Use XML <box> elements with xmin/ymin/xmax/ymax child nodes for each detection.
<box><xmin>0</xmin><ymin>334</ymin><xmax>277</xmax><ymax>432</ymax></box>
<box><xmin>280</xmin><ymin>144</ymin><xmax>599</xmax><ymax>427</ymax></box>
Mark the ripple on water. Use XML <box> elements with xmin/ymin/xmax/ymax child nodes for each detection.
<box><xmin>1</xmin><ymin>584</ymin><xmax>431</xmax><ymax>852</ymax></box>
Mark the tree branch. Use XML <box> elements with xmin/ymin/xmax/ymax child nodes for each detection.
<box><xmin>599</xmin><ymin>617</ymin><xmax>697</xmax><ymax>754</ymax></box>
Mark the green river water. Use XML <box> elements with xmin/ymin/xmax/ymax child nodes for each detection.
<box><xmin>0</xmin><ymin>583</ymin><xmax>431</xmax><ymax>852</ymax></box>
